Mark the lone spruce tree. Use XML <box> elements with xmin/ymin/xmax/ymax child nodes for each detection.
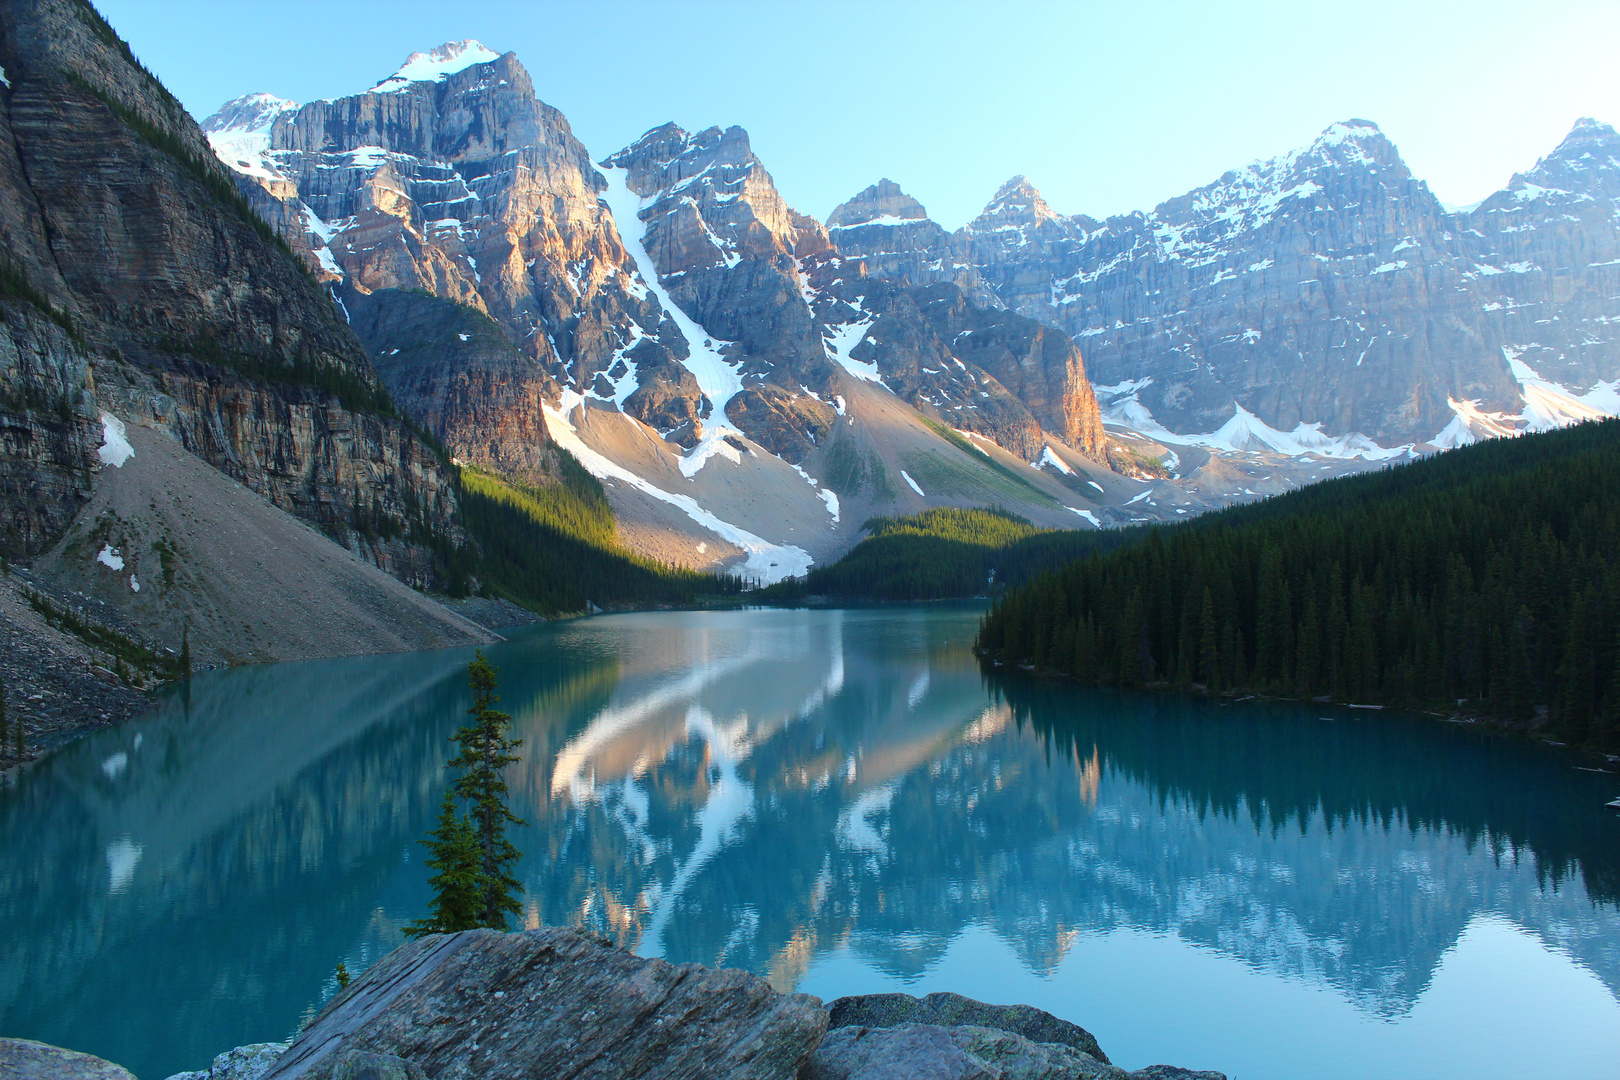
<box><xmin>404</xmin><ymin>650</ymin><xmax>526</xmax><ymax>937</ymax></box>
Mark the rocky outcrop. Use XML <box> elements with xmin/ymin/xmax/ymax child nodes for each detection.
<box><xmin>814</xmin><ymin>994</ymin><xmax>1227</xmax><ymax>1080</ymax></box>
<box><xmin>826</xmin><ymin>992</ymin><xmax>1108</xmax><ymax>1062</ymax></box>
<box><xmin>0</xmin><ymin>1038</ymin><xmax>136</xmax><ymax>1080</ymax></box>
<box><xmin>155</xmin><ymin>931</ymin><xmax>1226</xmax><ymax>1080</ymax></box>
<box><xmin>826</xmin><ymin>180</ymin><xmax>999</xmax><ymax>310</ymax></box>
<box><xmin>262</xmin><ymin>927</ymin><xmax>827</xmax><ymax>1080</ymax></box>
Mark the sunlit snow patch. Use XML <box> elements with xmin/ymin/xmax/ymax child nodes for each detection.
<box><xmin>1504</xmin><ymin>347</ymin><xmax>1620</xmax><ymax>431</ymax></box>
<box><xmin>98</xmin><ymin>413</ymin><xmax>133</xmax><ymax>467</ymax></box>
<box><xmin>901</xmin><ymin>470</ymin><xmax>925</xmax><ymax>496</ymax></box>
<box><xmin>1066</xmin><ymin>507</ymin><xmax>1100</xmax><ymax>527</ymax></box>
<box><xmin>1034</xmin><ymin>445</ymin><xmax>1074</xmax><ymax>474</ymax></box>
<box><xmin>598</xmin><ymin>166</ymin><xmax>747</xmax><ymax>478</ymax></box>
<box><xmin>1094</xmin><ymin>380</ymin><xmax>1408</xmax><ymax>460</ymax></box>
<box><xmin>95</xmin><ymin>544</ymin><xmax>124</xmax><ymax>571</ymax></box>
<box><xmin>544</xmin><ymin>393</ymin><xmax>810</xmax><ymax>584</ymax></box>
<box><xmin>368</xmin><ymin>41</ymin><xmax>500</xmax><ymax>93</ymax></box>
<box><xmin>824</xmin><ymin>310</ymin><xmax>881</xmax><ymax>383</ymax></box>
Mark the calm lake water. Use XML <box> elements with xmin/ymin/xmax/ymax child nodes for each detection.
<box><xmin>2</xmin><ymin>605</ymin><xmax>1619</xmax><ymax>1079</ymax></box>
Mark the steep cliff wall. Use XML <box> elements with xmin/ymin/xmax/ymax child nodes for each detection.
<box><xmin>0</xmin><ymin>0</ymin><xmax>468</xmax><ymax>598</ymax></box>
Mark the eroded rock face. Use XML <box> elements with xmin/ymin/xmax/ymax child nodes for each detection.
<box><xmin>0</xmin><ymin>0</ymin><xmax>462</xmax><ymax>586</ymax></box>
<box><xmin>262</xmin><ymin>928</ymin><xmax>827</xmax><ymax>1080</ymax></box>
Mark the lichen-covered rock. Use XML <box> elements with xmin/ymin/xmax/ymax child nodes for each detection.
<box><xmin>206</xmin><ymin>1042</ymin><xmax>289</xmax><ymax>1080</ymax></box>
<box><xmin>0</xmin><ymin>1037</ymin><xmax>136</xmax><ymax>1080</ymax></box>
<box><xmin>1126</xmin><ymin>1067</ymin><xmax>1228</xmax><ymax>1080</ymax></box>
<box><xmin>827</xmin><ymin>991</ymin><xmax>1109</xmax><ymax>1063</ymax></box>
<box><xmin>262</xmin><ymin>927</ymin><xmax>827</xmax><ymax>1080</ymax></box>
<box><xmin>802</xmin><ymin>1023</ymin><xmax>1126</xmax><ymax>1080</ymax></box>
<box><xmin>326</xmin><ymin>1051</ymin><xmax>428</xmax><ymax>1080</ymax></box>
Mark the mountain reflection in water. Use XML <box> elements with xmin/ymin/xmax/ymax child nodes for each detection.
<box><xmin>1</xmin><ymin>605</ymin><xmax>1616</xmax><ymax>1080</ymax></box>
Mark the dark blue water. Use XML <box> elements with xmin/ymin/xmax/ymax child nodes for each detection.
<box><xmin>2</xmin><ymin>606</ymin><xmax>1618</xmax><ymax>1078</ymax></box>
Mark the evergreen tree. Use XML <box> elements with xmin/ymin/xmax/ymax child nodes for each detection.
<box><xmin>402</xmin><ymin>790</ymin><xmax>484</xmax><ymax>938</ymax></box>
<box><xmin>405</xmin><ymin>651</ymin><xmax>527</xmax><ymax>937</ymax></box>
<box><xmin>449</xmin><ymin>650</ymin><xmax>526</xmax><ymax>930</ymax></box>
<box><xmin>1</xmin><ymin>673</ymin><xmax>8</xmax><ymax>751</ymax></box>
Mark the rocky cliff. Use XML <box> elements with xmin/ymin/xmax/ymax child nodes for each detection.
<box><xmin>0</xmin><ymin>0</ymin><xmax>476</xmax><ymax>652</ymax></box>
<box><xmin>206</xmin><ymin>50</ymin><xmax>1122</xmax><ymax>575</ymax></box>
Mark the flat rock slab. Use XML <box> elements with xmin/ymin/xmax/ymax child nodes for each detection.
<box><xmin>827</xmin><ymin>992</ymin><xmax>1109</xmax><ymax>1063</ymax></box>
<box><xmin>803</xmin><ymin>1023</ymin><xmax>1128</xmax><ymax>1080</ymax></box>
<box><xmin>0</xmin><ymin>1038</ymin><xmax>136</xmax><ymax>1080</ymax></box>
<box><xmin>262</xmin><ymin>928</ymin><xmax>826</xmax><ymax>1080</ymax></box>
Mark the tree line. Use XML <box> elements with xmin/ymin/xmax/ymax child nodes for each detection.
<box><xmin>977</xmin><ymin>419</ymin><xmax>1620</xmax><ymax>752</ymax></box>
<box><xmin>763</xmin><ymin>506</ymin><xmax>1137</xmax><ymax>601</ymax></box>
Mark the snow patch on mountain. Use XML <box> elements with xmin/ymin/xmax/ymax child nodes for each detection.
<box><xmin>202</xmin><ymin>93</ymin><xmax>297</xmax><ymax>182</ymax></box>
<box><xmin>545</xmin><ymin>393</ymin><xmax>811</xmax><ymax>584</ymax></box>
<box><xmin>599</xmin><ymin>165</ymin><xmax>746</xmax><ymax>477</ymax></box>
<box><xmin>1095</xmin><ymin>379</ymin><xmax>1409</xmax><ymax>460</ymax></box>
<box><xmin>1505</xmin><ymin>346</ymin><xmax>1620</xmax><ymax>430</ymax></box>
<box><xmin>369</xmin><ymin>41</ymin><xmax>501</xmax><ymax>94</ymax></box>
<box><xmin>823</xmin><ymin>309</ymin><xmax>880</xmax><ymax>383</ymax></box>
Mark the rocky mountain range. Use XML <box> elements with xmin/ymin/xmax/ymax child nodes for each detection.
<box><xmin>200</xmin><ymin>39</ymin><xmax>1620</xmax><ymax>581</ymax></box>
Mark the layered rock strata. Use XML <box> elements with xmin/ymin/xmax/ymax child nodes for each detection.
<box><xmin>0</xmin><ymin>0</ymin><xmax>462</xmax><ymax>583</ymax></box>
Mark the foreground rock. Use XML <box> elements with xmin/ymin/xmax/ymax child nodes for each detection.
<box><xmin>151</xmin><ymin>933</ymin><xmax>1227</xmax><ymax>1080</ymax></box>
<box><xmin>261</xmin><ymin>928</ymin><xmax>827</xmax><ymax>1080</ymax></box>
<box><xmin>811</xmin><ymin>994</ymin><xmax>1225</xmax><ymax>1080</ymax></box>
<box><xmin>827</xmin><ymin>991</ymin><xmax>1109</xmax><ymax>1062</ymax></box>
<box><xmin>0</xmin><ymin>1038</ymin><xmax>135</xmax><ymax>1080</ymax></box>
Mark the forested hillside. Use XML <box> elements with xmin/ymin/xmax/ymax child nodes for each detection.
<box><xmin>458</xmin><ymin>462</ymin><xmax>744</xmax><ymax>615</ymax></box>
<box><xmin>762</xmin><ymin>507</ymin><xmax>1141</xmax><ymax>601</ymax></box>
<box><xmin>977</xmin><ymin>420</ymin><xmax>1620</xmax><ymax>751</ymax></box>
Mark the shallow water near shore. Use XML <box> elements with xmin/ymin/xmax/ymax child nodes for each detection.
<box><xmin>2</xmin><ymin>604</ymin><xmax>1618</xmax><ymax>1079</ymax></box>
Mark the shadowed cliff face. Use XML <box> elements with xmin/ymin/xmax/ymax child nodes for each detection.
<box><xmin>0</xmin><ymin>0</ymin><xmax>461</xmax><ymax>588</ymax></box>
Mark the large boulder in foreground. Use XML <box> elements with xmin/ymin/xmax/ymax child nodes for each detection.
<box><xmin>261</xmin><ymin>927</ymin><xmax>826</xmax><ymax>1080</ymax></box>
<box><xmin>0</xmin><ymin>1038</ymin><xmax>135</xmax><ymax>1080</ymax></box>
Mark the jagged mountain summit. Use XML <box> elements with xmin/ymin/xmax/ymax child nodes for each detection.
<box><xmin>843</xmin><ymin>118</ymin><xmax>1620</xmax><ymax>454</ymax></box>
<box><xmin>205</xmin><ymin>41</ymin><xmax>1620</xmax><ymax>579</ymax></box>
<box><xmin>206</xmin><ymin>44</ymin><xmax>1138</xmax><ymax>579</ymax></box>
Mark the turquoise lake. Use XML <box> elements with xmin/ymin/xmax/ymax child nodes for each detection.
<box><xmin>2</xmin><ymin>605</ymin><xmax>1618</xmax><ymax>1078</ymax></box>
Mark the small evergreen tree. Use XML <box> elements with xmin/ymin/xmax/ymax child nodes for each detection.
<box><xmin>178</xmin><ymin>627</ymin><xmax>191</xmax><ymax>678</ymax></box>
<box><xmin>404</xmin><ymin>650</ymin><xmax>525</xmax><ymax>937</ymax></box>
<box><xmin>402</xmin><ymin>791</ymin><xmax>483</xmax><ymax>938</ymax></box>
<box><xmin>451</xmin><ymin>651</ymin><xmax>526</xmax><ymax>929</ymax></box>
<box><xmin>1</xmin><ymin>674</ymin><xmax>8</xmax><ymax>751</ymax></box>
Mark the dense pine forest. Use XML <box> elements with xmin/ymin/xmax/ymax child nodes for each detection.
<box><xmin>456</xmin><ymin>459</ymin><xmax>744</xmax><ymax>615</ymax></box>
<box><xmin>762</xmin><ymin>507</ymin><xmax>1139</xmax><ymax>601</ymax></box>
<box><xmin>977</xmin><ymin>419</ymin><xmax>1620</xmax><ymax>751</ymax></box>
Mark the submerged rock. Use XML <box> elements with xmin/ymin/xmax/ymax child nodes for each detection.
<box><xmin>0</xmin><ymin>1038</ymin><xmax>136</xmax><ymax>1080</ymax></box>
<box><xmin>261</xmin><ymin>927</ymin><xmax>826</xmax><ymax>1080</ymax></box>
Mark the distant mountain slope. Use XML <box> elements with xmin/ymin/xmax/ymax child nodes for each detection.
<box><xmin>839</xmin><ymin>119</ymin><xmax>1620</xmax><ymax>451</ymax></box>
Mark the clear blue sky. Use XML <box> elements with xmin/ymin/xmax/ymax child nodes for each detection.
<box><xmin>99</xmin><ymin>0</ymin><xmax>1620</xmax><ymax>229</ymax></box>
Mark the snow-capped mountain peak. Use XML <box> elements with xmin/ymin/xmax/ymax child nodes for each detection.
<box><xmin>367</xmin><ymin>40</ymin><xmax>501</xmax><ymax>94</ymax></box>
<box><xmin>201</xmin><ymin>92</ymin><xmax>297</xmax><ymax>136</ymax></box>
<box><xmin>201</xmin><ymin>93</ymin><xmax>298</xmax><ymax>183</ymax></box>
